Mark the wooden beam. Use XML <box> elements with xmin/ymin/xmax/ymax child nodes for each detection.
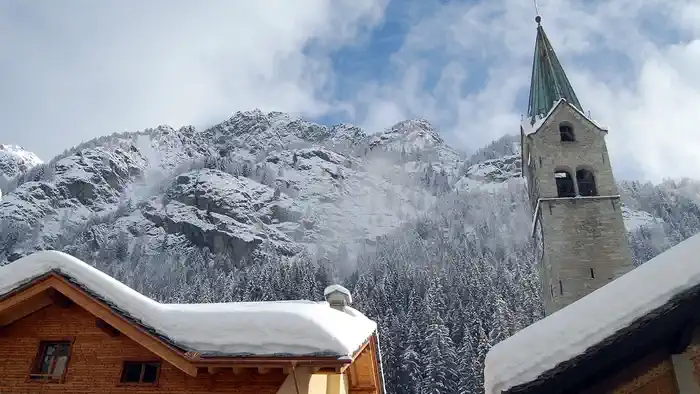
<box><xmin>348</xmin><ymin>362</ymin><xmax>359</xmax><ymax>387</ymax></box>
<box><xmin>257</xmin><ymin>367</ymin><xmax>270</xmax><ymax>374</ymax></box>
<box><xmin>351</xmin><ymin>387</ymin><xmax>378</xmax><ymax>393</ymax></box>
<box><xmin>45</xmin><ymin>276</ymin><xmax>198</xmax><ymax>377</ymax></box>
<box><xmin>368</xmin><ymin>335</ymin><xmax>381</xmax><ymax>390</ymax></box>
<box><xmin>0</xmin><ymin>294</ymin><xmax>53</xmax><ymax>326</ymax></box>
<box><xmin>0</xmin><ymin>277</ymin><xmax>54</xmax><ymax>311</ymax></box>
<box><xmin>192</xmin><ymin>356</ymin><xmax>350</xmax><ymax>366</ymax></box>
<box><xmin>95</xmin><ymin>318</ymin><xmax>120</xmax><ymax>337</ymax></box>
<box><xmin>314</xmin><ymin>367</ymin><xmax>342</xmax><ymax>374</ymax></box>
<box><xmin>207</xmin><ymin>366</ymin><xmax>227</xmax><ymax>375</ymax></box>
<box><xmin>47</xmin><ymin>288</ymin><xmax>73</xmax><ymax>308</ymax></box>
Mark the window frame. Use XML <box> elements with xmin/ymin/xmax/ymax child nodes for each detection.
<box><xmin>554</xmin><ymin>170</ymin><xmax>576</xmax><ymax>198</ymax></box>
<box><xmin>576</xmin><ymin>168</ymin><xmax>598</xmax><ymax>197</ymax></box>
<box><xmin>28</xmin><ymin>339</ymin><xmax>74</xmax><ymax>383</ymax></box>
<box><xmin>559</xmin><ymin>122</ymin><xmax>576</xmax><ymax>142</ymax></box>
<box><xmin>118</xmin><ymin>360</ymin><xmax>162</xmax><ymax>386</ymax></box>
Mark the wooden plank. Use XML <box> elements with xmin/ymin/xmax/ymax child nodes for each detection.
<box><xmin>46</xmin><ymin>288</ymin><xmax>74</xmax><ymax>308</ymax></box>
<box><xmin>95</xmin><ymin>318</ymin><xmax>120</xmax><ymax>337</ymax></box>
<box><xmin>0</xmin><ymin>277</ymin><xmax>54</xmax><ymax>311</ymax></box>
<box><xmin>0</xmin><ymin>293</ymin><xmax>53</xmax><ymax>326</ymax></box>
<box><xmin>194</xmin><ymin>356</ymin><xmax>351</xmax><ymax>365</ymax></box>
<box><xmin>368</xmin><ymin>335</ymin><xmax>381</xmax><ymax>390</ymax></box>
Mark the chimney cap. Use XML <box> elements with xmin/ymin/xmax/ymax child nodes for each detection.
<box><xmin>323</xmin><ymin>284</ymin><xmax>352</xmax><ymax>305</ymax></box>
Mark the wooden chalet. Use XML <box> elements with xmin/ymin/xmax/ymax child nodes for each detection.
<box><xmin>0</xmin><ymin>250</ymin><xmax>385</xmax><ymax>394</ymax></box>
<box><xmin>484</xmin><ymin>232</ymin><xmax>700</xmax><ymax>394</ymax></box>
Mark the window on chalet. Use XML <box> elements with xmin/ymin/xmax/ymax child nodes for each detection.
<box><xmin>120</xmin><ymin>361</ymin><xmax>161</xmax><ymax>384</ymax></box>
<box><xmin>30</xmin><ymin>341</ymin><xmax>71</xmax><ymax>382</ymax></box>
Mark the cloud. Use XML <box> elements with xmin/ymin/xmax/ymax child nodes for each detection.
<box><xmin>0</xmin><ymin>0</ymin><xmax>386</xmax><ymax>159</ymax></box>
<box><xmin>3</xmin><ymin>0</ymin><xmax>700</xmax><ymax>183</ymax></box>
<box><xmin>347</xmin><ymin>0</ymin><xmax>700</xmax><ymax>183</ymax></box>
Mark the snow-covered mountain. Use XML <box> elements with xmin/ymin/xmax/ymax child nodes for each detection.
<box><xmin>2</xmin><ymin>110</ymin><xmax>699</xmax><ymax>394</ymax></box>
<box><xmin>0</xmin><ymin>144</ymin><xmax>43</xmax><ymax>201</ymax></box>
<box><xmin>0</xmin><ymin>110</ymin><xmax>681</xmax><ymax>264</ymax></box>
<box><xmin>0</xmin><ymin>111</ymin><xmax>451</xmax><ymax>263</ymax></box>
<box><xmin>0</xmin><ymin>144</ymin><xmax>42</xmax><ymax>178</ymax></box>
<box><xmin>0</xmin><ymin>144</ymin><xmax>42</xmax><ymax>181</ymax></box>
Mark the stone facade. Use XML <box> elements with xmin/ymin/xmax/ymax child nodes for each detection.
<box><xmin>523</xmin><ymin>101</ymin><xmax>634</xmax><ymax>315</ymax></box>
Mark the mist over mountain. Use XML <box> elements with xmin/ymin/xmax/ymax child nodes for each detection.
<box><xmin>1</xmin><ymin>111</ymin><xmax>698</xmax><ymax>393</ymax></box>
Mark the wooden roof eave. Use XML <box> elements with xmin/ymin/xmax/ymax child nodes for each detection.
<box><xmin>190</xmin><ymin>338</ymin><xmax>371</xmax><ymax>372</ymax></box>
<box><xmin>506</xmin><ymin>282</ymin><xmax>700</xmax><ymax>394</ymax></box>
<box><xmin>5</xmin><ymin>273</ymin><xmax>200</xmax><ymax>377</ymax></box>
<box><xmin>0</xmin><ymin>272</ymin><xmax>375</xmax><ymax>379</ymax></box>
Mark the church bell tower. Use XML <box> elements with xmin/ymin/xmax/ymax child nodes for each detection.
<box><xmin>520</xmin><ymin>15</ymin><xmax>634</xmax><ymax>316</ymax></box>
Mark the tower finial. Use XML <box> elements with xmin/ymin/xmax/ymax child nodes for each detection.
<box><xmin>533</xmin><ymin>0</ymin><xmax>541</xmax><ymax>24</ymax></box>
<box><xmin>526</xmin><ymin>6</ymin><xmax>583</xmax><ymax>123</ymax></box>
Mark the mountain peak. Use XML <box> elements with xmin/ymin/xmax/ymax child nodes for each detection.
<box><xmin>0</xmin><ymin>144</ymin><xmax>43</xmax><ymax>180</ymax></box>
<box><xmin>388</xmin><ymin>117</ymin><xmax>436</xmax><ymax>133</ymax></box>
<box><xmin>369</xmin><ymin>118</ymin><xmax>444</xmax><ymax>153</ymax></box>
<box><xmin>389</xmin><ymin>118</ymin><xmax>442</xmax><ymax>144</ymax></box>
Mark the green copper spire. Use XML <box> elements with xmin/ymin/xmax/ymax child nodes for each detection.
<box><xmin>527</xmin><ymin>16</ymin><xmax>583</xmax><ymax>123</ymax></box>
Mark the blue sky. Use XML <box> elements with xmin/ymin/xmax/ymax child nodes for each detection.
<box><xmin>2</xmin><ymin>0</ymin><xmax>700</xmax><ymax>182</ymax></box>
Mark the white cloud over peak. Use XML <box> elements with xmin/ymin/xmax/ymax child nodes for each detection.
<box><xmin>352</xmin><ymin>0</ymin><xmax>700</xmax><ymax>183</ymax></box>
<box><xmin>3</xmin><ymin>0</ymin><xmax>700</xmax><ymax>183</ymax></box>
<box><xmin>0</xmin><ymin>0</ymin><xmax>385</xmax><ymax>159</ymax></box>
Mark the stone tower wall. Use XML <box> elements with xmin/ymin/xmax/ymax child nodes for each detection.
<box><xmin>525</xmin><ymin>102</ymin><xmax>634</xmax><ymax>315</ymax></box>
<box><xmin>538</xmin><ymin>198</ymin><xmax>634</xmax><ymax>312</ymax></box>
<box><xmin>526</xmin><ymin>105</ymin><xmax>618</xmax><ymax>200</ymax></box>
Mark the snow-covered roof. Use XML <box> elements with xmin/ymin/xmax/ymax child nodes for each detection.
<box><xmin>0</xmin><ymin>250</ymin><xmax>377</xmax><ymax>358</ymax></box>
<box><xmin>324</xmin><ymin>284</ymin><xmax>352</xmax><ymax>304</ymax></box>
<box><xmin>484</xmin><ymin>232</ymin><xmax>700</xmax><ymax>394</ymax></box>
<box><xmin>520</xmin><ymin>98</ymin><xmax>608</xmax><ymax>136</ymax></box>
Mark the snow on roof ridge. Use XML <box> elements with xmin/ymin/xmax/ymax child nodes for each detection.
<box><xmin>521</xmin><ymin>98</ymin><xmax>608</xmax><ymax>136</ymax></box>
<box><xmin>324</xmin><ymin>284</ymin><xmax>350</xmax><ymax>295</ymax></box>
<box><xmin>1</xmin><ymin>250</ymin><xmax>377</xmax><ymax>358</ymax></box>
<box><xmin>484</xmin><ymin>232</ymin><xmax>700</xmax><ymax>394</ymax></box>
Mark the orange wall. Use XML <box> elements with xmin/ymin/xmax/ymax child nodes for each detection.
<box><xmin>0</xmin><ymin>303</ymin><xmax>286</xmax><ymax>394</ymax></box>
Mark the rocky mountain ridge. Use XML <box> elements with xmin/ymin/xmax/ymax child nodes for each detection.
<box><xmin>0</xmin><ymin>111</ymin><xmax>456</xmax><ymax>263</ymax></box>
<box><xmin>0</xmin><ymin>144</ymin><xmax>42</xmax><ymax>178</ymax></box>
<box><xmin>0</xmin><ymin>110</ymin><xmax>679</xmax><ymax>264</ymax></box>
<box><xmin>0</xmin><ymin>144</ymin><xmax>43</xmax><ymax>200</ymax></box>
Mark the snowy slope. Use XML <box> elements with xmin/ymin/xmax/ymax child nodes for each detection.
<box><xmin>621</xmin><ymin>205</ymin><xmax>663</xmax><ymax>231</ymax></box>
<box><xmin>0</xmin><ymin>113</ymin><xmax>680</xmax><ymax>265</ymax></box>
<box><xmin>0</xmin><ymin>113</ymin><xmax>452</xmax><ymax>263</ymax></box>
